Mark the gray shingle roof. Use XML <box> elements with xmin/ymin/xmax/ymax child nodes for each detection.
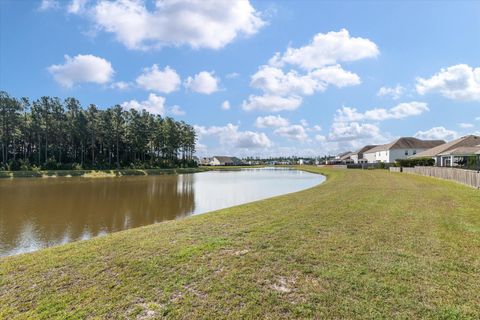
<box><xmin>365</xmin><ymin>137</ymin><xmax>445</xmax><ymax>154</ymax></box>
<box><xmin>411</xmin><ymin>135</ymin><xmax>480</xmax><ymax>158</ymax></box>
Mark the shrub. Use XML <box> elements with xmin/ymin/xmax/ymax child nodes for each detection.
<box><xmin>396</xmin><ymin>157</ymin><xmax>435</xmax><ymax>167</ymax></box>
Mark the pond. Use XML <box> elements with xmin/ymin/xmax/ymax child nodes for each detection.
<box><xmin>0</xmin><ymin>167</ymin><xmax>324</xmax><ymax>257</ymax></box>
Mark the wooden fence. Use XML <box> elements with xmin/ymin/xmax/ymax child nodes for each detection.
<box><xmin>390</xmin><ymin>166</ymin><xmax>480</xmax><ymax>188</ymax></box>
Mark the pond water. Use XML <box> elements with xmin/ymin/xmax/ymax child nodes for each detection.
<box><xmin>0</xmin><ymin>168</ymin><xmax>324</xmax><ymax>257</ymax></box>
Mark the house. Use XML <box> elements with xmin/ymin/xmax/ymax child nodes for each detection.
<box><xmin>350</xmin><ymin>145</ymin><xmax>378</xmax><ymax>164</ymax></box>
<box><xmin>363</xmin><ymin>137</ymin><xmax>445</xmax><ymax>163</ymax></box>
<box><xmin>210</xmin><ymin>156</ymin><xmax>244</xmax><ymax>166</ymax></box>
<box><xmin>192</xmin><ymin>156</ymin><xmax>200</xmax><ymax>165</ymax></box>
<box><xmin>410</xmin><ymin>135</ymin><xmax>480</xmax><ymax>166</ymax></box>
<box><xmin>335</xmin><ymin>151</ymin><xmax>352</xmax><ymax>160</ymax></box>
<box><xmin>200</xmin><ymin>157</ymin><xmax>213</xmax><ymax>166</ymax></box>
<box><xmin>339</xmin><ymin>152</ymin><xmax>354</xmax><ymax>164</ymax></box>
<box><xmin>436</xmin><ymin>146</ymin><xmax>480</xmax><ymax>167</ymax></box>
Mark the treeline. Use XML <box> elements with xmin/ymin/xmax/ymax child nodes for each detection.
<box><xmin>0</xmin><ymin>91</ymin><xmax>196</xmax><ymax>171</ymax></box>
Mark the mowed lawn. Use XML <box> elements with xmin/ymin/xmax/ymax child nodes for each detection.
<box><xmin>1</xmin><ymin>167</ymin><xmax>479</xmax><ymax>319</ymax></box>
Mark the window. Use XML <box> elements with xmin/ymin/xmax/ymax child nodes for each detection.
<box><xmin>405</xmin><ymin>150</ymin><xmax>409</xmax><ymax>156</ymax></box>
<box><xmin>413</xmin><ymin>150</ymin><xmax>417</xmax><ymax>155</ymax></box>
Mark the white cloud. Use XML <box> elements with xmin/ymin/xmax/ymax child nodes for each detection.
<box><xmin>416</xmin><ymin>64</ymin><xmax>480</xmax><ymax>101</ymax></box>
<box><xmin>39</xmin><ymin>0</ymin><xmax>59</xmax><ymax>11</ymax></box>
<box><xmin>312</xmin><ymin>125</ymin><xmax>322</xmax><ymax>131</ymax></box>
<box><xmin>136</xmin><ymin>65</ymin><xmax>181</xmax><ymax>93</ymax></box>
<box><xmin>255</xmin><ymin>115</ymin><xmax>289</xmax><ymax>128</ymax></box>
<box><xmin>269</xmin><ymin>29</ymin><xmax>379</xmax><ymax>70</ymax></box>
<box><xmin>300</xmin><ymin>119</ymin><xmax>309</xmax><ymax>127</ymax></box>
<box><xmin>476</xmin><ymin>117</ymin><xmax>480</xmax><ymax>121</ymax></box>
<box><xmin>226</xmin><ymin>72</ymin><xmax>240</xmax><ymax>79</ymax></box>
<box><xmin>221</xmin><ymin>100</ymin><xmax>231</xmax><ymax>110</ymax></box>
<box><xmin>309</xmin><ymin>65</ymin><xmax>361</xmax><ymax>87</ymax></box>
<box><xmin>110</xmin><ymin>81</ymin><xmax>131</xmax><ymax>90</ymax></box>
<box><xmin>195</xmin><ymin>123</ymin><xmax>271</xmax><ymax>149</ymax></box>
<box><xmin>184</xmin><ymin>71</ymin><xmax>219</xmax><ymax>94</ymax></box>
<box><xmin>377</xmin><ymin>85</ymin><xmax>405</xmax><ymax>100</ymax></box>
<box><xmin>91</xmin><ymin>0</ymin><xmax>265</xmax><ymax>50</ymax></box>
<box><xmin>250</xmin><ymin>65</ymin><xmax>360</xmax><ymax>97</ymax></box>
<box><xmin>414</xmin><ymin>127</ymin><xmax>458</xmax><ymax>141</ymax></box>
<box><xmin>170</xmin><ymin>105</ymin><xmax>185</xmax><ymax>116</ymax></box>
<box><xmin>274</xmin><ymin>125</ymin><xmax>308</xmax><ymax>141</ymax></box>
<box><xmin>335</xmin><ymin>101</ymin><xmax>429</xmax><ymax>122</ymax></box>
<box><xmin>67</xmin><ymin>0</ymin><xmax>88</xmax><ymax>14</ymax></box>
<box><xmin>315</xmin><ymin>134</ymin><xmax>326</xmax><ymax>142</ymax></box>
<box><xmin>242</xmin><ymin>94</ymin><xmax>302</xmax><ymax>112</ymax></box>
<box><xmin>121</xmin><ymin>93</ymin><xmax>166</xmax><ymax>115</ymax></box>
<box><xmin>48</xmin><ymin>54</ymin><xmax>114</xmax><ymax>87</ymax></box>
<box><xmin>458</xmin><ymin>123</ymin><xmax>474</xmax><ymax>129</ymax></box>
<box><xmin>328</xmin><ymin>121</ymin><xmax>383</xmax><ymax>142</ymax></box>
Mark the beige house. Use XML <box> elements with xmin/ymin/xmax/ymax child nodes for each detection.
<box><xmin>410</xmin><ymin>135</ymin><xmax>480</xmax><ymax>166</ymax></box>
<box><xmin>350</xmin><ymin>145</ymin><xmax>378</xmax><ymax>164</ymax></box>
<box><xmin>363</xmin><ymin>137</ymin><xmax>445</xmax><ymax>163</ymax></box>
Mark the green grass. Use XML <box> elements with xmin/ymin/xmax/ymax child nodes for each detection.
<box><xmin>1</xmin><ymin>167</ymin><xmax>479</xmax><ymax>319</ymax></box>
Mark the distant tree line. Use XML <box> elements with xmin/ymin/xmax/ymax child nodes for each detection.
<box><xmin>0</xmin><ymin>91</ymin><xmax>196</xmax><ymax>171</ymax></box>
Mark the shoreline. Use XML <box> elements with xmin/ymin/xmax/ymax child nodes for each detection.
<box><xmin>0</xmin><ymin>167</ymin><xmax>207</xmax><ymax>179</ymax></box>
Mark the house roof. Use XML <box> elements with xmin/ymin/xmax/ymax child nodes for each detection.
<box><xmin>438</xmin><ymin>145</ymin><xmax>480</xmax><ymax>156</ymax></box>
<box><xmin>213</xmin><ymin>156</ymin><xmax>243</xmax><ymax>163</ymax></box>
<box><xmin>351</xmin><ymin>145</ymin><xmax>378</xmax><ymax>156</ymax></box>
<box><xmin>339</xmin><ymin>152</ymin><xmax>354</xmax><ymax>160</ymax></box>
<box><xmin>411</xmin><ymin>135</ymin><xmax>480</xmax><ymax>158</ymax></box>
<box><xmin>337</xmin><ymin>151</ymin><xmax>352</xmax><ymax>158</ymax></box>
<box><xmin>364</xmin><ymin>137</ymin><xmax>445</xmax><ymax>153</ymax></box>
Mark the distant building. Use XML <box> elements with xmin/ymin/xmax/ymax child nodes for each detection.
<box><xmin>200</xmin><ymin>157</ymin><xmax>213</xmax><ymax>165</ymax></box>
<box><xmin>210</xmin><ymin>156</ymin><xmax>244</xmax><ymax>166</ymax></box>
<box><xmin>363</xmin><ymin>137</ymin><xmax>445</xmax><ymax>163</ymax></box>
<box><xmin>350</xmin><ymin>145</ymin><xmax>378</xmax><ymax>164</ymax></box>
<box><xmin>410</xmin><ymin>135</ymin><xmax>480</xmax><ymax>166</ymax></box>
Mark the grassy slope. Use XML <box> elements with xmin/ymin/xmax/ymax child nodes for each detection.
<box><xmin>1</xmin><ymin>167</ymin><xmax>479</xmax><ymax>319</ymax></box>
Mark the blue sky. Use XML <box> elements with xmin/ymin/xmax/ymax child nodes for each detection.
<box><xmin>1</xmin><ymin>0</ymin><xmax>479</xmax><ymax>157</ymax></box>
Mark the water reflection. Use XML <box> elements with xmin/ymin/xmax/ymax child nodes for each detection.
<box><xmin>0</xmin><ymin>168</ymin><xmax>323</xmax><ymax>256</ymax></box>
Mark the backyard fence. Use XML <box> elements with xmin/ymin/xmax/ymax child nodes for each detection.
<box><xmin>390</xmin><ymin>166</ymin><xmax>480</xmax><ymax>189</ymax></box>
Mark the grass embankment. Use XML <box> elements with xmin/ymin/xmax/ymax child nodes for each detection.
<box><xmin>1</xmin><ymin>167</ymin><xmax>479</xmax><ymax>319</ymax></box>
<box><xmin>0</xmin><ymin>167</ymin><xmax>205</xmax><ymax>179</ymax></box>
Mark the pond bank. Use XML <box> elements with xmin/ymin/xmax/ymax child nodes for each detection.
<box><xmin>0</xmin><ymin>167</ymin><xmax>206</xmax><ymax>179</ymax></box>
<box><xmin>1</xmin><ymin>167</ymin><xmax>479</xmax><ymax>318</ymax></box>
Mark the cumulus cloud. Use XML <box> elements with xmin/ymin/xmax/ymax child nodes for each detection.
<box><xmin>250</xmin><ymin>65</ymin><xmax>359</xmax><ymax>97</ymax></box>
<box><xmin>184</xmin><ymin>71</ymin><xmax>219</xmax><ymax>94</ymax></box>
<box><xmin>48</xmin><ymin>54</ymin><xmax>114</xmax><ymax>87</ymax></box>
<box><xmin>136</xmin><ymin>65</ymin><xmax>181</xmax><ymax>93</ymax></box>
<box><xmin>416</xmin><ymin>64</ymin><xmax>480</xmax><ymax>101</ymax></box>
<box><xmin>328</xmin><ymin>121</ymin><xmax>383</xmax><ymax>142</ymax></box>
<box><xmin>335</xmin><ymin>102</ymin><xmax>429</xmax><ymax>122</ymax></box>
<box><xmin>269</xmin><ymin>29</ymin><xmax>379</xmax><ymax>70</ymax></box>
<box><xmin>242</xmin><ymin>94</ymin><xmax>302</xmax><ymax>112</ymax></box>
<box><xmin>221</xmin><ymin>100</ymin><xmax>231</xmax><ymax>110</ymax></box>
<box><xmin>377</xmin><ymin>85</ymin><xmax>405</xmax><ymax>100</ymax></box>
<box><xmin>244</xmin><ymin>29</ymin><xmax>373</xmax><ymax>111</ymax></box>
<box><xmin>255</xmin><ymin>115</ymin><xmax>289</xmax><ymax>128</ymax></box>
<box><xmin>121</xmin><ymin>93</ymin><xmax>166</xmax><ymax>115</ymax></box>
<box><xmin>414</xmin><ymin>127</ymin><xmax>458</xmax><ymax>141</ymax></box>
<box><xmin>195</xmin><ymin>123</ymin><xmax>271</xmax><ymax>149</ymax></box>
<box><xmin>89</xmin><ymin>0</ymin><xmax>265</xmax><ymax>50</ymax></box>
<box><xmin>274</xmin><ymin>125</ymin><xmax>308</xmax><ymax>141</ymax></box>
<box><xmin>312</xmin><ymin>125</ymin><xmax>322</xmax><ymax>131</ymax></box>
